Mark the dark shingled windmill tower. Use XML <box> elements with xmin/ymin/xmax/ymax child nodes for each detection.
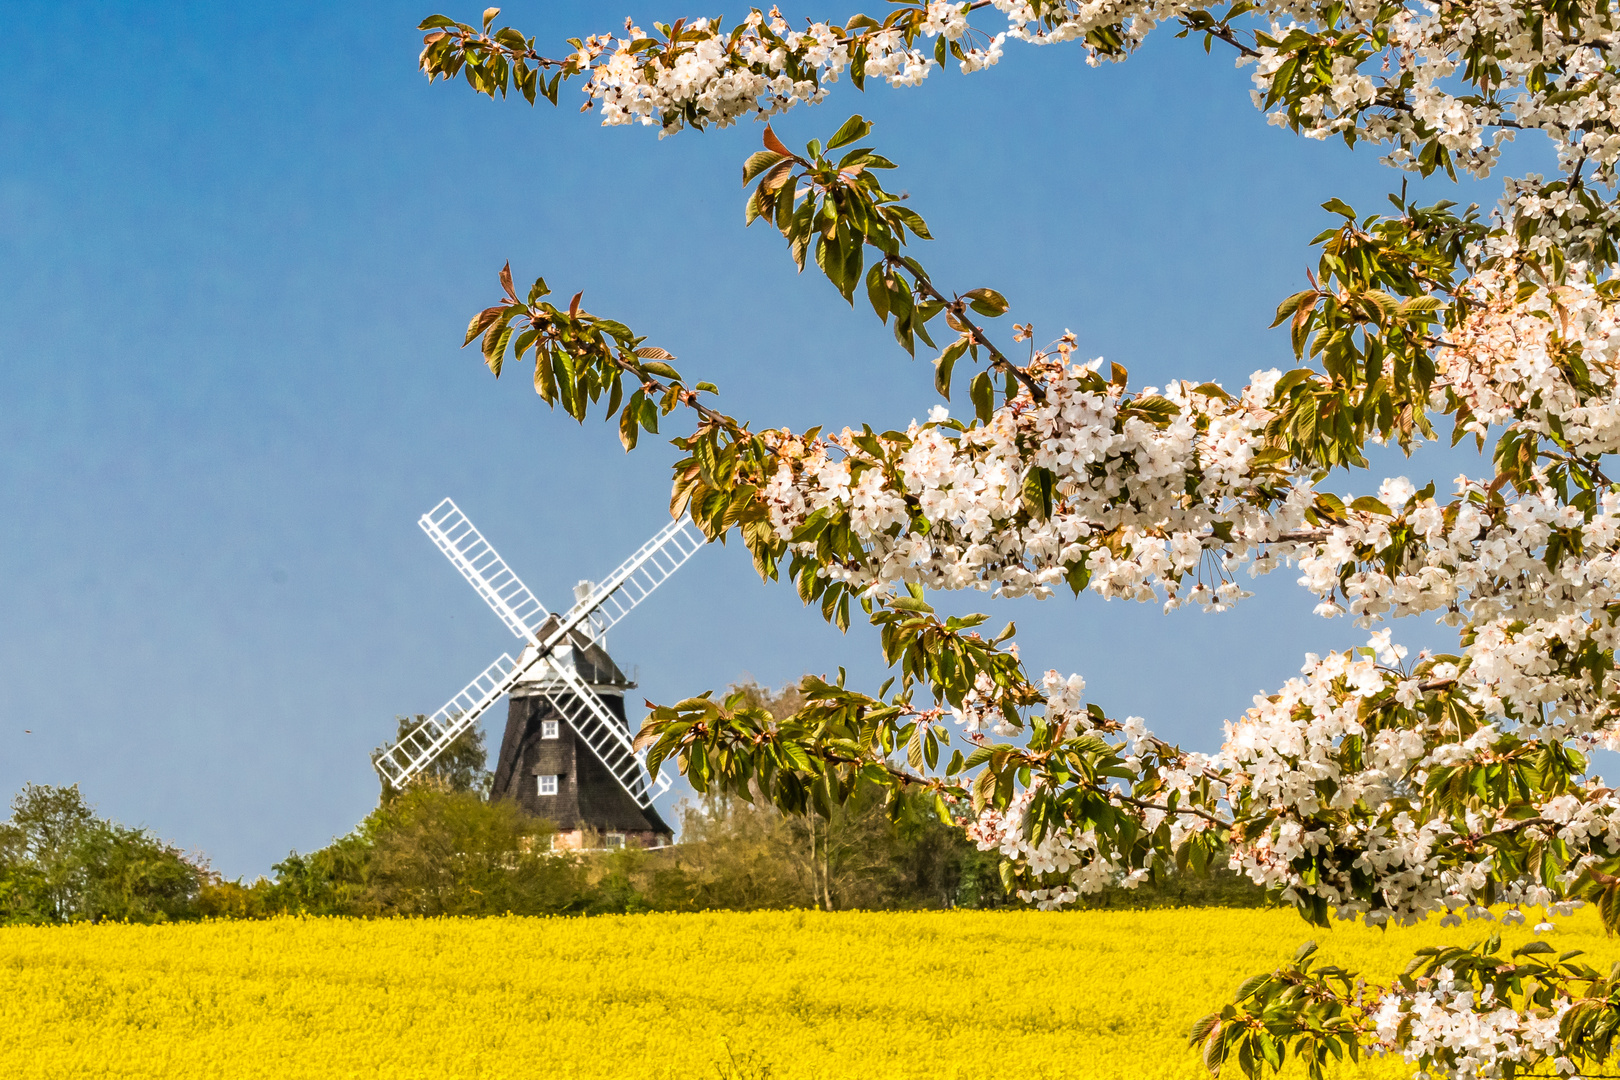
<box><xmin>373</xmin><ymin>499</ymin><xmax>700</xmax><ymax>847</ymax></box>
<box><xmin>492</xmin><ymin>611</ymin><xmax>672</xmax><ymax>847</ymax></box>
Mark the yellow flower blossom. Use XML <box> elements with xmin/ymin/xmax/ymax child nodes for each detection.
<box><xmin>4</xmin><ymin>909</ymin><xmax>1617</xmax><ymax>1079</ymax></box>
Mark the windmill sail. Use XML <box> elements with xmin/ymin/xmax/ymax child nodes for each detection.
<box><xmin>418</xmin><ymin>499</ymin><xmax>548</xmax><ymax>643</ymax></box>
<box><xmin>372</xmin><ymin>653</ymin><xmax>522</xmax><ymax>791</ymax></box>
<box><xmin>371</xmin><ymin>500</ymin><xmax>697</xmax><ymax>805</ymax></box>
<box><xmin>560</xmin><ymin>514</ymin><xmax>704</xmax><ymax>646</ymax></box>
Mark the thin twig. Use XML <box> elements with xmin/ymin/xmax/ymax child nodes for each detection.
<box><xmin>905</xmin><ymin>270</ymin><xmax>1047</xmax><ymax>400</ymax></box>
<box><xmin>1111</xmin><ymin>790</ymin><xmax>1229</xmax><ymax>827</ymax></box>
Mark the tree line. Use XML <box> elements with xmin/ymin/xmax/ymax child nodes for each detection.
<box><xmin>0</xmin><ymin>681</ymin><xmax>1261</xmax><ymax>925</ymax></box>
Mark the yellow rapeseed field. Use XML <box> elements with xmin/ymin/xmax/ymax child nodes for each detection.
<box><xmin>4</xmin><ymin>908</ymin><xmax>1618</xmax><ymax>1080</ymax></box>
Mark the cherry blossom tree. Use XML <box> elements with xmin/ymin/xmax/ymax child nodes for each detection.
<box><xmin>420</xmin><ymin>2</ymin><xmax>1620</xmax><ymax>1075</ymax></box>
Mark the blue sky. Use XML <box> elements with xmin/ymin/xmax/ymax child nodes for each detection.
<box><xmin>0</xmin><ymin>1</ymin><xmax>1541</xmax><ymax>877</ymax></box>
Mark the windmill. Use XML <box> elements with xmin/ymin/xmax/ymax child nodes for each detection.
<box><xmin>372</xmin><ymin>498</ymin><xmax>703</xmax><ymax>847</ymax></box>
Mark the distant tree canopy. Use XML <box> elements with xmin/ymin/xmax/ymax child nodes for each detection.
<box><xmin>259</xmin><ymin>784</ymin><xmax>574</xmax><ymax>917</ymax></box>
<box><xmin>0</xmin><ymin>783</ymin><xmax>207</xmax><ymax>925</ymax></box>
<box><xmin>263</xmin><ymin>687</ymin><xmax>1013</xmax><ymax>916</ymax></box>
<box><xmin>264</xmin><ymin>719</ymin><xmax>575</xmax><ymax>917</ymax></box>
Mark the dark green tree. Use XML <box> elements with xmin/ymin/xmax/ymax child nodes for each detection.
<box><xmin>363</xmin><ymin>783</ymin><xmax>579</xmax><ymax>916</ymax></box>
<box><xmin>262</xmin><ymin>713</ymin><xmax>580</xmax><ymax>916</ymax></box>
<box><xmin>379</xmin><ymin>714</ymin><xmax>492</xmax><ymax>800</ymax></box>
<box><xmin>76</xmin><ymin>821</ymin><xmax>208</xmax><ymax>923</ymax></box>
<box><xmin>261</xmin><ymin>829</ymin><xmax>373</xmax><ymax>916</ymax></box>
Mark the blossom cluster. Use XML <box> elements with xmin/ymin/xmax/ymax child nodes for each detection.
<box><xmin>1437</xmin><ymin>269</ymin><xmax>1620</xmax><ymax>455</ymax></box>
<box><xmin>560</xmin><ymin>1</ymin><xmax>1224</xmax><ymax>135</ymax></box>
<box><xmin>1208</xmin><ymin>638</ymin><xmax>1591</xmax><ymax>925</ymax></box>
<box><xmin>1276</xmin><ymin>268</ymin><xmax>1620</xmax><ymax>737</ymax></box>
<box><xmin>964</xmin><ymin>788</ymin><xmax>1128</xmax><ymax>908</ymax></box>
<box><xmin>960</xmin><ymin>631</ymin><xmax>1620</xmax><ymax>977</ymax></box>
<box><xmin>568</xmin><ymin>9</ymin><xmax>958</xmax><ymax>134</ymax></box>
<box><xmin>1238</xmin><ymin>0</ymin><xmax>1620</xmax><ymax>193</ymax></box>
<box><xmin>760</xmin><ymin>357</ymin><xmax>1308</xmax><ymax>610</ymax></box>
<box><xmin>963</xmin><ymin>668</ymin><xmax>1213</xmax><ymax>908</ymax></box>
<box><xmin>1369</xmin><ymin>969</ymin><xmax>1571</xmax><ymax>1080</ymax></box>
<box><xmin>1291</xmin><ymin>479</ymin><xmax>1620</xmax><ymax>740</ymax></box>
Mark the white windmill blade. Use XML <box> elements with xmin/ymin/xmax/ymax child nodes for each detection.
<box><xmin>529</xmin><ymin>650</ymin><xmax>672</xmax><ymax>808</ymax></box>
<box><xmin>372</xmin><ymin>652</ymin><xmax>526</xmax><ymax>789</ymax></box>
<box><xmin>550</xmin><ymin>513</ymin><xmax>704</xmax><ymax>647</ymax></box>
<box><xmin>419</xmin><ymin>498</ymin><xmax>548</xmax><ymax>644</ymax></box>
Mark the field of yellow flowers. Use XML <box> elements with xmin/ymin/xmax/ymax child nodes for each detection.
<box><xmin>4</xmin><ymin>907</ymin><xmax>1617</xmax><ymax>1080</ymax></box>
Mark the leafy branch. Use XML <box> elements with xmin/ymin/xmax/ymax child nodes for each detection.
<box><xmin>743</xmin><ymin>119</ymin><xmax>1034</xmax><ymax>412</ymax></box>
<box><xmin>743</xmin><ymin>116</ymin><xmax>930</xmax><ymax>306</ymax></box>
<box><xmin>1267</xmin><ymin>194</ymin><xmax>1485</xmax><ymax>470</ymax></box>
<box><xmin>465</xmin><ymin>262</ymin><xmax>737</xmax><ymax>452</ymax></box>
<box><xmin>419</xmin><ymin>8</ymin><xmax>576</xmax><ymax>104</ymax></box>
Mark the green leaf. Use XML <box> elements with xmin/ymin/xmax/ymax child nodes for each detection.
<box><xmin>1271</xmin><ymin>290</ymin><xmax>1317</xmax><ymax>328</ymax></box>
<box><xmin>640</xmin><ymin>360</ymin><xmax>683</xmax><ymax>380</ymax></box>
<box><xmin>866</xmin><ymin>263</ymin><xmax>892</xmax><ymax>322</ymax></box>
<box><xmin>889</xmin><ymin>206</ymin><xmax>932</xmax><ymax>240</ymax></box>
<box><xmin>962</xmin><ymin>288</ymin><xmax>1009</xmax><ymax>317</ymax></box>
<box><xmin>812</xmin><ymin>232</ymin><xmax>837</xmax><ymax>285</ymax></box>
<box><xmin>511</xmin><ymin>327</ymin><xmax>537</xmax><ymax>361</ymax></box>
<box><xmin>533</xmin><ymin>349</ymin><xmax>556</xmax><ymax>403</ymax></box>
<box><xmin>935</xmin><ymin>339</ymin><xmax>968</xmax><ymax>399</ymax></box>
<box><xmin>1022</xmin><ymin>466</ymin><xmax>1053</xmax><ymax>520</ymax></box>
<box><xmin>483</xmin><ymin>325</ymin><xmax>513</xmax><ymax>375</ymax></box>
<box><xmin>1233</xmin><ymin>972</ymin><xmax>1271</xmax><ymax>1003</ymax></box>
<box><xmin>1397</xmin><ymin>295</ymin><xmax>1446</xmax><ymax>316</ymax></box>
<box><xmin>826</xmin><ymin>114</ymin><xmax>872</xmax><ymax>150</ymax></box>
<box><xmin>1350</xmin><ymin>496</ymin><xmax>1392</xmax><ymax>515</ymax></box>
<box><xmin>619</xmin><ymin>400</ymin><xmax>640</xmax><ymax>451</ymax></box>
<box><xmin>1260</xmin><ymin>1033</ymin><xmax>1282</xmax><ymax>1071</ymax></box>
<box><xmin>970</xmin><ymin>371</ymin><xmax>994</xmax><ymax>423</ymax></box>
<box><xmin>742</xmin><ymin>150</ymin><xmax>787</xmax><ymax>185</ymax></box>
<box><xmin>464</xmin><ymin>306</ymin><xmax>505</xmax><ymax>347</ymax></box>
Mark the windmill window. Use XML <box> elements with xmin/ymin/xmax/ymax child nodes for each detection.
<box><xmin>541</xmin><ymin>720</ymin><xmax>559</xmax><ymax>739</ymax></box>
<box><xmin>605</xmin><ymin>832</ymin><xmax>626</xmax><ymax>849</ymax></box>
<box><xmin>537</xmin><ymin>775</ymin><xmax>559</xmax><ymax>796</ymax></box>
